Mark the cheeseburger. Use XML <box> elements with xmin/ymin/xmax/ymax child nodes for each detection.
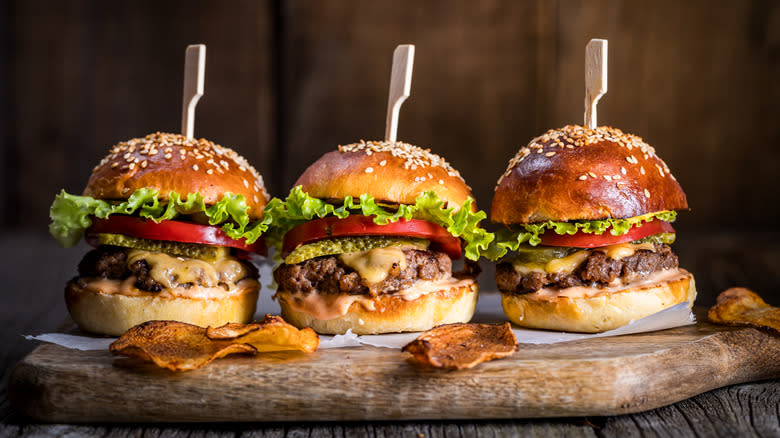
<box><xmin>268</xmin><ymin>140</ymin><xmax>492</xmax><ymax>335</ymax></box>
<box><xmin>490</xmin><ymin>125</ymin><xmax>696</xmax><ymax>333</ymax></box>
<box><xmin>49</xmin><ymin>132</ymin><xmax>270</xmax><ymax>336</ymax></box>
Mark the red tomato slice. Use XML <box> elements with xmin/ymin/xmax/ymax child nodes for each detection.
<box><xmin>85</xmin><ymin>215</ymin><xmax>267</xmax><ymax>256</ymax></box>
<box><xmin>538</xmin><ymin>220</ymin><xmax>675</xmax><ymax>248</ymax></box>
<box><xmin>282</xmin><ymin>215</ymin><xmax>463</xmax><ymax>260</ymax></box>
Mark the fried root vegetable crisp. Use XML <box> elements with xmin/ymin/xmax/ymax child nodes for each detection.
<box><xmin>110</xmin><ymin>315</ymin><xmax>319</xmax><ymax>371</ymax></box>
<box><xmin>402</xmin><ymin>322</ymin><xmax>518</xmax><ymax>370</ymax></box>
<box><xmin>708</xmin><ymin>288</ymin><xmax>780</xmax><ymax>335</ymax></box>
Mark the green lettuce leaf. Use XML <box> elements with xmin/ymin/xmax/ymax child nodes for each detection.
<box><xmin>49</xmin><ymin>189</ymin><xmax>268</xmax><ymax>247</ymax></box>
<box><xmin>262</xmin><ymin>186</ymin><xmax>494</xmax><ymax>261</ymax></box>
<box><xmin>486</xmin><ymin>210</ymin><xmax>678</xmax><ymax>260</ymax></box>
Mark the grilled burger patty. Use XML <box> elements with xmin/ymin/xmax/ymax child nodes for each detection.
<box><xmin>76</xmin><ymin>245</ymin><xmax>259</xmax><ymax>292</ymax></box>
<box><xmin>273</xmin><ymin>249</ymin><xmax>453</xmax><ymax>297</ymax></box>
<box><xmin>496</xmin><ymin>244</ymin><xmax>678</xmax><ymax>295</ymax></box>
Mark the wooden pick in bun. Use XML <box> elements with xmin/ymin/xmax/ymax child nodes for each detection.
<box><xmin>270</xmin><ymin>140</ymin><xmax>490</xmax><ymax>335</ymax></box>
<box><xmin>50</xmin><ymin>132</ymin><xmax>270</xmax><ymax>336</ymax></box>
<box><xmin>490</xmin><ymin>125</ymin><xmax>696</xmax><ymax>333</ymax></box>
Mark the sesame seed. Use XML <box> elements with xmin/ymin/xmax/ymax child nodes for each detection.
<box><xmin>379</xmin><ymin>160</ymin><xmax>387</xmax><ymax>166</ymax></box>
<box><xmin>206</xmin><ymin>169</ymin><xmax>213</xmax><ymax>175</ymax></box>
<box><xmin>604</xmin><ymin>175</ymin><xmax>612</xmax><ymax>181</ymax></box>
<box><xmin>621</xmin><ymin>167</ymin><xmax>627</xmax><ymax>175</ymax></box>
<box><xmin>644</xmin><ymin>189</ymin><xmax>651</xmax><ymax>198</ymax></box>
<box><xmin>640</xmin><ymin>166</ymin><xmax>646</xmax><ymax>175</ymax></box>
<box><xmin>111</xmin><ymin>162</ymin><xmax>119</xmax><ymax>168</ymax></box>
<box><xmin>103</xmin><ymin>132</ymin><xmax>269</xmax><ymax>203</ymax></box>
<box><xmin>253</xmin><ymin>195</ymin><xmax>258</xmax><ymax>203</ymax></box>
<box><xmin>365</xmin><ymin>167</ymin><xmax>374</xmax><ymax>173</ymax></box>
<box><xmin>578</xmin><ymin>175</ymin><xmax>587</xmax><ymax>180</ymax></box>
<box><xmin>243</xmin><ymin>179</ymin><xmax>249</xmax><ymax>188</ymax></box>
<box><xmin>192</xmin><ymin>164</ymin><xmax>198</xmax><ymax>171</ymax></box>
<box><xmin>439</xmin><ymin>179</ymin><xmax>444</xmax><ymax>184</ymax></box>
<box><xmin>588</xmin><ymin>172</ymin><xmax>597</xmax><ymax>178</ymax></box>
<box><xmin>545</xmin><ymin>151</ymin><xmax>556</xmax><ymax>157</ymax></box>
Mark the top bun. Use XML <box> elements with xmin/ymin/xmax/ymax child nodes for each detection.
<box><xmin>295</xmin><ymin>140</ymin><xmax>475</xmax><ymax>210</ymax></box>
<box><xmin>85</xmin><ymin>132</ymin><xmax>269</xmax><ymax>220</ymax></box>
<box><xmin>491</xmin><ymin>125</ymin><xmax>688</xmax><ymax>224</ymax></box>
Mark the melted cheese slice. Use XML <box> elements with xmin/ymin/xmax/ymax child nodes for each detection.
<box><xmin>127</xmin><ymin>249</ymin><xmax>248</xmax><ymax>290</ymax></box>
<box><xmin>598</xmin><ymin>242</ymin><xmax>656</xmax><ymax>260</ymax></box>
<box><xmin>339</xmin><ymin>247</ymin><xmax>407</xmax><ymax>284</ymax></box>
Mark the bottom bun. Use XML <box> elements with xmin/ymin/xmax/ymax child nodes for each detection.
<box><xmin>501</xmin><ymin>269</ymin><xmax>696</xmax><ymax>333</ymax></box>
<box><xmin>277</xmin><ymin>279</ymin><xmax>479</xmax><ymax>335</ymax></box>
<box><xmin>65</xmin><ymin>280</ymin><xmax>259</xmax><ymax>336</ymax></box>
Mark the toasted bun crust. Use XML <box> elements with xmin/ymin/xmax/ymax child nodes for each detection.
<box><xmin>65</xmin><ymin>279</ymin><xmax>259</xmax><ymax>336</ymax></box>
<box><xmin>492</xmin><ymin>125</ymin><xmax>688</xmax><ymax>224</ymax></box>
<box><xmin>277</xmin><ymin>279</ymin><xmax>478</xmax><ymax>335</ymax></box>
<box><xmin>501</xmin><ymin>270</ymin><xmax>696</xmax><ymax>333</ymax></box>
<box><xmin>85</xmin><ymin>132</ymin><xmax>269</xmax><ymax>220</ymax></box>
<box><xmin>295</xmin><ymin>140</ymin><xmax>475</xmax><ymax>210</ymax></box>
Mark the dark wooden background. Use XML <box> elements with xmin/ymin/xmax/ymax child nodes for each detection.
<box><xmin>2</xmin><ymin>0</ymin><xmax>779</xmax><ymax>232</ymax></box>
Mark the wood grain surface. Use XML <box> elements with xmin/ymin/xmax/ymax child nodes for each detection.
<box><xmin>9</xmin><ymin>309</ymin><xmax>780</xmax><ymax>423</ymax></box>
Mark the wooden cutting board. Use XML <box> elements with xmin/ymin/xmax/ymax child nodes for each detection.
<box><xmin>10</xmin><ymin>308</ymin><xmax>780</xmax><ymax>422</ymax></box>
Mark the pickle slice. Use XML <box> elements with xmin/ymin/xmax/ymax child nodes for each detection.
<box><xmin>511</xmin><ymin>245</ymin><xmax>578</xmax><ymax>264</ymax></box>
<box><xmin>97</xmin><ymin>233</ymin><xmax>228</xmax><ymax>261</ymax></box>
<box><xmin>285</xmin><ymin>236</ymin><xmax>429</xmax><ymax>265</ymax></box>
<box><xmin>633</xmin><ymin>232</ymin><xmax>676</xmax><ymax>245</ymax></box>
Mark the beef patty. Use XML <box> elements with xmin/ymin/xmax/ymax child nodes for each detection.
<box><xmin>273</xmin><ymin>249</ymin><xmax>455</xmax><ymax>297</ymax></box>
<box><xmin>76</xmin><ymin>245</ymin><xmax>258</xmax><ymax>292</ymax></box>
<box><xmin>495</xmin><ymin>244</ymin><xmax>678</xmax><ymax>295</ymax></box>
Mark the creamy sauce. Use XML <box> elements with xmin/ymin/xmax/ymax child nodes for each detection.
<box><xmin>339</xmin><ymin>247</ymin><xmax>407</xmax><ymax>284</ymax></box>
<box><xmin>276</xmin><ymin>292</ymin><xmax>378</xmax><ymax>320</ymax></box>
<box><xmin>532</xmin><ymin>268</ymin><xmax>690</xmax><ymax>300</ymax></box>
<box><xmin>83</xmin><ymin>277</ymin><xmax>259</xmax><ymax>299</ymax></box>
<box><xmin>127</xmin><ymin>249</ymin><xmax>247</xmax><ymax>289</ymax></box>
<box><xmin>276</xmin><ymin>277</ymin><xmax>474</xmax><ymax>320</ymax></box>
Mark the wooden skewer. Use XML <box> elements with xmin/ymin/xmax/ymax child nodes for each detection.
<box><xmin>181</xmin><ymin>44</ymin><xmax>206</xmax><ymax>140</ymax></box>
<box><xmin>584</xmin><ymin>39</ymin><xmax>607</xmax><ymax>129</ymax></box>
<box><xmin>384</xmin><ymin>44</ymin><xmax>415</xmax><ymax>142</ymax></box>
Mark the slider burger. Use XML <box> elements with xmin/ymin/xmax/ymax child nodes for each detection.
<box><xmin>267</xmin><ymin>141</ymin><xmax>493</xmax><ymax>335</ymax></box>
<box><xmin>490</xmin><ymin>125</ymin><xmax>696</xmax><ymax>332</ymax></box>
<box><xmin>49</xmin><ymin>133</ymin><xmax>270</xmax><ymax>336</ymax></box>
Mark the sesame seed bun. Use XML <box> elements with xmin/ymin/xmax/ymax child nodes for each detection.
<box><xmin>85</xmin><ymin>132</ymin><xmax>269</xmax><ymax>219</ymax></box>
<box><xmin>501</xmin><ymin>269</ymin><xmax>696</xmax><ymax>333</ymax></box>
<box><xmin>276</xmin><ymin>278</ymin><xmax>478</xmax><ymax>335</ymax></box>
<box><xmin>294</xmin><ymin>140</ymin><xmax>475</xmax><ymax>210</ymax></box>
<box><xmin>491</xmin><ymin>125</ymin><xmax>688</xmax><ymax>225</ymax></box>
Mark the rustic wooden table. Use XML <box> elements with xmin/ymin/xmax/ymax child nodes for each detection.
<box><xmin>2</xmin><ymin>231</ymin><xmax>778</xmax><ymax>437</ymax></box>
